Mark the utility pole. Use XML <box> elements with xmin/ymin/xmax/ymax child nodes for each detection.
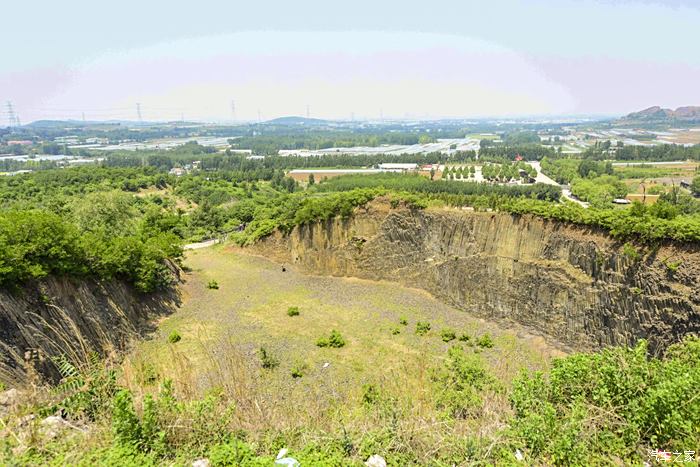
<box><xmin>82</xmin><ymin>112</ymin><xmax>86</xmax><ymax>122</ymax></box>
<box><xmin>306</xmin><ymin>104</ymin><xmax>310</xmax><ymax>118</ymax></box>
<box><xmin>136</xmin><ymin>103</ymin><xmax>143</xmax><ymax>123</ymax></box>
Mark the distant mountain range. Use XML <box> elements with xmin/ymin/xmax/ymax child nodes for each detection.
<box><xmin>623</xmin><ymin>106</ymin><xmax>700</xmax><ymax>122</ymax></box>
<box><xmin>263</xmin><ymin>116</ymin><xmax>331</xmax><ymax>126</ymax></box>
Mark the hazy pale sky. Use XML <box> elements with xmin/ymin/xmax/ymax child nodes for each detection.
<box><xmin>2</xmin><ymin>0</ymin><xmax>699</xmax><ymax>122</ymax></box>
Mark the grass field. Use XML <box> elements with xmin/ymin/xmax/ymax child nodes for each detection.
<box><xmin>121</xmin><ymin>246</ymin><xmax>564</xmax><ymax>460</ymax></box>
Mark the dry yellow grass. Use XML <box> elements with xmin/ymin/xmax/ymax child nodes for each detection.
<box><xmin>119</xmin><ymin>246</ymin><xmax>565</xmax><ymax>460</ymax></box>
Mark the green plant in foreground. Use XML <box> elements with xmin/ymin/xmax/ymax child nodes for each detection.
<box><xmin>316</xmin><ymin>330</ymin><xmax>346</xmax><ymax>348</ymax></box>
<box><xmin>441</xmin><ymin>328</ymin><xmax>457</xmax><ymax>342</ymax></box>
<box><xmin>206</xmin><ymin>279</ymin><xmax>219</xmax><ymax>290</ymax></box>
<box><xmin>167</xmin><ymin>331</ymin><xmax>181</xmax><ymax>344</ymax></box>
<box><xmin>432</xmin><ymin>345</ymin><xmax>497</xmax><ymax>419</ymax></box>
<box><xmin>510</xmin><ymin>337</ymin><xmax>700</xmax><ymax>464</ymax></box>
<box><xmin>259</xmin><ymin>346</ymin><xmax>279</xmax><ymax>369</ymax></box>
<box><xmin>399</xmin><ymin>316</ymin><xmax>408</xmax><ymax>326</ymax></box>
<box><xmin>415</xmin><ymin>321</ymin><xmax>431</xmax><ymax>336</ymax></box>
<box><xmin>476</xmin><ymin>333</ymin><xmax>494</xmax><ymax>348</ymax></box>
<box><xmin>287</xmin><ymin>306</ymin><xmax>300</xmax><ymax>317</ymax></box>
<box><xmin>391</xmin><ymin>326</ymin><xmax>401</xmax><ymax>335</ymax></box>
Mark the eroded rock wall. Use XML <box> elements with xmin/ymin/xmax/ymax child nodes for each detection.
<box><xmin>256</xmin><ymin>202</ymin><xmax>700</xmax><ymax>352</ymax></box>
<box><xmin>0</xmin><ymin>276</ymin><xmax>178</xmax><ymax>383</ymax></box>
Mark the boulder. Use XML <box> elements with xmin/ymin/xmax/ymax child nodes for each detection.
<box><xmin>365</xmin><ymin>454</ymin><xmax>387</xmax><ymax>467</ymax></box>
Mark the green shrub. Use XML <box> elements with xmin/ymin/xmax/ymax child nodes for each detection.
<box><xmin>391</xmin><ymin>326</ymin><xmax>401</xmax><ymax>335</ymax></box>
<box><xmin>665</xmin><ymin>260</ymin><xmax>682</xmax><ymax>273</ymax></box>
<box><xmin>415</xmin><ymin>321</ymin><xmax>431</xmax><ymax>336</ymax></box>
<box><xmin>291</xmin><ymin>361</ymin><xmax>308</xmax><ymax>378</ymax></box>
<box><xmin>432</xmin><ymin>346</ymin><xmax>497</xmax><ymax>419</ymax></box>
<box><xmin>287</xmin><ymin>306</ymin><xmax>300</xmax><ymax>317</ymax></box>
<box><xmin>167</xmin><ymin>331</ymin><xmax>181</xmax><ymax>344</ymax></box>
<box><xmin>259</xmin><ymin>347</ymin><xmax>279</xmax><ymax>369</ymax></box>
<box><xmin>509</xmin><ymin>337</ymin><xmax>700</xmax><ymax>463</ymax></box>
<box><xmin>441</xmin><ymin>328</ymin><xmax>457</xmax><ymax>342</ymax></box>
<box><xmin>207</xmin><ymin>279</ymin><xmax>219</xmax><ymax>290</ymax></box>
<box><xmin>399</xmin><ymin>316</ymin><xmax>408</xmax><ymax>326</ymax></box>
<box><xmin>458</xmin><ymin>333</ymin><xmax>472</xmax><ymax>343</ymax></box>
<box><xmin>622</xmin><ymin>242</ymin><xmax>641</xmax><ymax>261</ymax></box>
<box><xmin>476</xmin><ymin>334</ymin><xmax>494</xmax><ymax>348</ymax></box>
<box><xmin>316</xmin><ymin>330</ymin><xmax>346</xmax><ymax>348</ymax></box>
<box><xmin>112</xmin><ymin>390</ymin><xmax>142</xmax><ymax>448</ymax></box>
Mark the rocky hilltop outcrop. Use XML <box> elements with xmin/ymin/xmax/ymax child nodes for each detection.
<box><xmin>255</xmin><ymin>201</ymin><xmax>700</xmax><ymax>352</ymax></box>
<box><xmin>0</xmin><ymin>276</ymin><xmax>179</xmax><ymax>383</ymax></box>
<box><xmin>624</xmin><ymin>105</ymin><xmax>700</xmax><ymax>122</ymax></box>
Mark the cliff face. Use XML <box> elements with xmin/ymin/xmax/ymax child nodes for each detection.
<box><xmin>256</xmin><ymin>202</ymin><xmax>700</xmax><ymax>352</ymax></box>
<box><xmin>0</xmin><ymin>276</ymin><xmax>179</xmax><ymax>383</ymax></box>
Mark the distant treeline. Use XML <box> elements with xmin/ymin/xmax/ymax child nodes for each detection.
<box><xmin>585</xmin><ymin>144</ymin><xmax>700</xmax><ymax>161</ymax></box>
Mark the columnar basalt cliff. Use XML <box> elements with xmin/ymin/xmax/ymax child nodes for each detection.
<box><xmin>256</xmin><ymin>201</ymin><xmax>700</xmax><ymax>352</ymax></box>
<box><xmin>0</xmin><ymin>276</ymin><xmax>179</xmax><ymax>383</ymax></box>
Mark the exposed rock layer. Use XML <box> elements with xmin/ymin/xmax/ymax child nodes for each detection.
<box><xmin>0</xmin><ymin>276</ymin><xmax>178</xmax><ymax>383</ymax></box>
<box><xmin>256</xmin><ymin>202</ymin><xmax>700</xmax><ymax>352</ymax></box>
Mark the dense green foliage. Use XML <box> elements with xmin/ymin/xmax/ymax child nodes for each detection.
<box><xmin>570</xmin><ymin>175</ymin><xmax>628</xmax><ymax>205</ymax></box>
<box><xmin>541</xmin><ymin>157</ymin><xmax>614</xmax><ymax>184</ymax></box>
<box><xmin>7</xmin><ymin>336</ymin><xmax>699</xmax><ymax>465</ymax></box>
<box><xmin>509</xmin><ymin>337</ymin><xmax>700</xmax><ymax>464</ymax></box>
<box><xmin>316</xmin><ymin>173</ymin><xmax>561</xmax><ymax>201</ymax></box>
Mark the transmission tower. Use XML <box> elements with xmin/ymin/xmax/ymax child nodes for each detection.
<box><xmin>306</xmin><ymin>104</ymin><xmax>310</xmax><ymax>118</ymax></box>
<box><xmin>230</xmin><ymin>100</ymin><xmax>236</xmax><ymax>121</ymax></box>
<box><xmin>136</xmin><ymin>103</ymin><xmax>143</xmax><ymax>122</ymax></box>
<box><xmin>5</xmin><ymin>101</ymin><xmax>17</xmax><ymax>127</ymax></box>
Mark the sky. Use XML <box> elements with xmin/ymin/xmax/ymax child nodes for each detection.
<box><xmin>2</xmin><ymin>0</ymin><xmax>699</xmax><ymax>123</ymax></box>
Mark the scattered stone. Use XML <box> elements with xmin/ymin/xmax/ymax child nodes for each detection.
<box><xmin>515</xmin><ymin>449</ymin><xmax>524</xmax><ymax>461</ymax></box>
<box><xmin>192</xmin><ymin>458</ymin><xmax>211</xmax><ymax>467</ymax></box>
<box><xmin>0</xmin><ymin>388</ymin><xmax>20</xmax><ymax>416</ymax></box>
<box><xmin>40</xmin><ymin>416</ymin><xmax>70</xmax><ymax>440</ymax></box>
<box><xmin>365</xmin><ymin>454</ymin><xmax>387</xmax><ymax>467</ymax></box>
<box><xmin>322</xmin><ymin>362</ymin><xmax>330</xmax><ymax>369</ymax></box>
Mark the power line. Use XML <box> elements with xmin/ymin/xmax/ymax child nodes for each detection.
<box><xmin>5</xmin><ymin>101</ymin><xmax>18</xmax><ymax>127</ymax></box>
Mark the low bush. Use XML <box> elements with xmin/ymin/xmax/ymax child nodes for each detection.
<box><xmin>316</xmin><ymin>330</ymin><xmax>346</xmax><ymax>348</ymax></box>
<box><xmin>287</xmin><ymin>306</ymin><xmax>300</xmax><ymax>317</ymax></box>
<box><xmin>441</xmin><ymin>328</ymin><xmax>457</xmax><ymax>342</ymax></box>
<box><xmin>259</xmin><ymin>347</ymin><xmax>279</xmax><ymax>369</ymax></box>
<box><xmin>167</xmin><ymin>331</ymin><xmax>181</xmax><ymax>344</ymax></box>
<box><xmin>415</xmin><ymin>321</ymin><xmax>431</xmax><ymax>336</ymax></box>
<box><xmin>432</xmin><ymin>346</ymin><xmax>497</xmax><ymax>419</ymax></box>
<box><xmin>291</xmin><ymin>360</ymin><xmax>308</xmax><ymax>378</ymax></box>
<box><xmin>206</xmin><ymin>279</ymin><xmax>219</xmax><ymax>290</ymax></box>
<box><xmin>476</xmin><ymin>334</ymin><xmax>494</xmax><ymax>348</ymax></box>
